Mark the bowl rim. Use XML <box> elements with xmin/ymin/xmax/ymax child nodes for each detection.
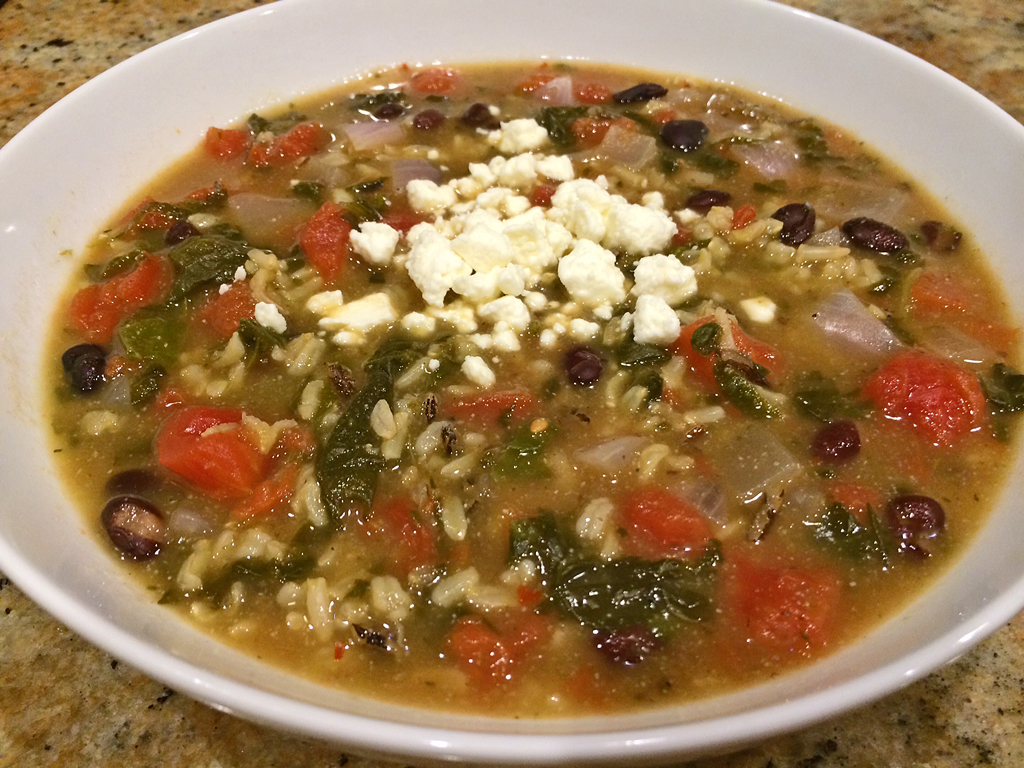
<box><xmin>3</xmin><ymin>0</ymin><xmax>1024</xmax><ymax>763</ymax></box>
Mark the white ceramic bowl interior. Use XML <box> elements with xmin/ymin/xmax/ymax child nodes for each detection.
<box><xmin>2</xmin><ymin>0</ymin><xmax>1024</xmax><ymax>763</ymax></box>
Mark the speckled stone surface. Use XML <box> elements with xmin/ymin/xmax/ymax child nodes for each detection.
<box><xmin>2</xmin><ymin>1</ymin><xmax>1024</xmax><ymax>765</ymax></box>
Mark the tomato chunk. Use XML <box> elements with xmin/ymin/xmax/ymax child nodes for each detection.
<box><xmin>862</xmin><ymin>351</ymin><xmax>985</xmax><ymax>446</ymax></box>
<box><xmin>68</xmin><ymin>253</ymin><xmax>174</xmax><ymax>344</ymax></box>
<box><xmin>674</xmin><ymin>315</ymin><xmax>779</xmax><ymax>391</ymax></box>
<box><xmin>619</xmin><ymin>487</ymin><xmax>712</xmax><ymax>560</ymax></box>
<box><xmin>300</xmin><ymin>201</ymin><xmax>351</xmax><ymax>284</ymax></box>
<box><xmin>156</xmin><ymin>406</ymin><xmax>269</xmax><ymax>499</ymax></box>
<box><xmin>204</xmin><ymin>127</ymin><xmax>251</xmax><ymax>160</ymax></box>
<box><xmin>574</xmin><ymin>81</ymin><xmax>613</xmax><ymax>104</ymax></box>
<box><xmin>571</xmin><ymin>117</ymin><xmax>636</xmax><ymax>148</ymax></box>
<box><xmin>231</xmin><ymin>465</ymin><xmax>298</xmax><ymax>521</ymax></box>
<box><xmin>446</xmin><ymin>618</ymin><xmax>514</xmax><ymax>687</ymax></box>
<box><xmin>410</xmin><ymin>68</ymin><xmax>462</xmax><ymax>94</ymax></box>
<box><xmin>195</xmin><ymin>281</ymin><xmax>257</xmax><ymax>339</ymax></box>
<box><xmin>370</xmin><ymin>495</ymin><xmax>438</xmax><ymax>577</ymax></box>
<box><xmin>445</xmin><ymin>391</ymin><xmax>537</xmax><ymax>424</ymax></box>
<box><xmin>729</xmin><ymin>557</ymin><xmax>841</xmax><ymax>657</ymax></box>
<box><xmin>247</xmin><ymin>122</ymin><xmax>328</xmax><ymax>168</ymax></box>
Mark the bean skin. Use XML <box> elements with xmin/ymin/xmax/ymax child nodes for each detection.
<box><xmin>594</xmin><ymin>627</ymin><xmax>659</xmax><ymax>666</ymax></box>
<box><xmin>841</xmin><ymin>217</ymin><xmax>909</xmax><ymax>254</ymax></box>
<box><xmin>772</xmin><ymin>202</ymin><xmax>816</xmax><ymax>246</ymax></box>
<box><xmin>660</xmin><ymin>120</ymin><xmax>708</xmax><ymax>153</ymax></box>
<box><xmin>412</xmin><ymin>109</ymin><xmax>446</xmax><ymax>131</ymax></box>
<box><xmin>612</xmin><ymin>82</ymin><xmax>668</xmax><ymax>104</ymax></box>
<box><xmin>102</xmin><ymin>496</ymin><xmax>166</xmax><ymax>560</ymax></box>
<box><xmin>886</xmin><ymin>494</ymin><xmax>945</xmax><ymax>555</ymax></box>
<box><xmin>460</xmin><ymin>102</ymin><xmax>500</xmax><ymax>131</ymax></box>
<box><xmin>61</xmin><ymin>344</ymin><xmax>106</xmax><ymax>394</ymax></box>
<box><xmin>685</xmin><ymin>189</ymin><xmax>731</xmax><ymax>215</ymax></box>
<box><xmin>564</xmin><ymin>345</ymin><xmax>604</xmax><ymax>386</ymax></box>
<box><xmin>105</xmin><ymin>469</ymin><xmax>162</xmax><ymax>497</ymax></box>
<box><xmin>810</xmin><ymin>420</ymin><xmax>860</xmax><ymax>463</ymax></box>
<box><xmin>373</xmin><ymin>102</ymin><xmax>406</xmax><ymax>120</ymax></box>
<box><xmin>165</xmin><ymin>219</ymin><xmax>199</xmax><ymax>246</ymax></box>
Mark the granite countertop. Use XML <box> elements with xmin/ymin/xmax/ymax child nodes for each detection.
<box><xmin>2</xmin><ymin>1</ymin><xmax>1023</xmax><ymax>765</ymax></box>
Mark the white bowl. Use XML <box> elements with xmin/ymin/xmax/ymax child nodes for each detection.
<box><xmin>2</xmin><ymin>0</ymin><xmax>1024</xmax><ymax>763</ymax></box>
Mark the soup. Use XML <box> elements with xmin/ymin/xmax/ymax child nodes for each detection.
<box><xmin>48</xmin><ymin>62</ymin><xmax>1022</xmax><ymax>716</ymax></box>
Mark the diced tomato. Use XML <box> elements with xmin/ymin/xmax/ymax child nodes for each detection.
<box><xmin>619</xmin><ymin>487</ymin><xmax>712</xmax><ymax>560</ymax></box>
<box><xmin>156</xmin><ymin>406</ymin><xmax>269</xmax><ymax>499</ymax></box>
<box><xmin>825</xmin><ymin>481</ymin><xmax>885</xmax><ymax>521</ymax></box>
<box><xmin>410</xmin><ymin>67</ymin><xmax>462</xmax><ymax>94</ymax></box>
<box><xmin>186</xmin><ymin>183</ymin><xmax>224</xmax><ymax>203</ymax></box>
<box><xmin>861</xmin><ymin>351</ymin><xmax>986</xmax><ymax>447</ymax></box>
<box><xmin>67</xmin><ymin>253</ymin><xmax>174</xmax><ymax>344</ymax></box>
<box><xmin>650</xmin><ymin>107</ymin><xmax>677</xmax><ymax>126</ymax></box>
<box><xmin>247</xmin><ymin>122</ymin><xmax>328</xmax><ymax>168</ymax></box>
<box><xmin>571</xmin><ymin>117</ymin><xmax>636</xmax><ymax>148</ymax></box>
<box><xmin>445</xmin><ymin>391</ymin><xmax>537</xmax><ymax>424</ymax></box>
<box><xmin>672</xmin><ymin>224</ymin><xmax>693</xmax><ymax>247</ymax></box>
<box><xmin>195</xmin><ymin>281</ymin><xmax>257</xmax><ymax>339</ymax></box>
<box><xmin>334</xmin><ymin>642</ymin><xmax>347</xmax><ymax>661</ymax></box>
<box><xmin>274</xmin><ymin>423</ymin><xmax>316</xmax><ymax>458</ymax></box>
<box><xmin>728</xmin><ymin>557</ymin><xmax>841</xmax><ymax>657</ymax></box>
<box><xmin>231</xmin><ymin>464</ymin><xmax>298</xmax><ymax>521</ymax></box>
<box><xmin>530</xmin><ymin>184</ymin><xmax>557</xmax><ymax>208</ymax></box>
<box><xmin>370</xmin><ymin>495</ymin><xmax>438</xmax><ymax>577</ymax></box>
<box><xmin>300</xmin><ymin>201</ymin><xmax>351</xmax><ymax>284</ymax></box>
<box><xmin>574</xmin><ymin>81</ymin><xmax>613</xmax><ymax>104</ymax></box>
<box><xmin>516</xmin><ymin>585</ymin><xmax>545</xmax><ymax>608</ymax></box>
<box><xmin>204</xmin><ymin>127</ymin><xmax>251</xmax><ymax>160</ymax></box>
<box><xmin>673</xmin><ymin>315</ymin><xmax>779</xmax><ymax>391</ymax></box>
<box><xmin>732</xmin><ymin>204</ymin><xmax>757</xmax><ymax>230</ymax></box>
<box><xmin>514</xmin><ymin>70</ymin><xmax>555</xmax><ymax>94</ymax></box>
<box><xmin>128</xmin><ymin>201</ymin><xmax>180</xmax><ymax>232</ymax></box>
<box><xmin>445</xmin><ymin>617</ymin><xmax>515</xmax><ymax>687</ymax></box>
<box><xmin>381</xmin><ymin>208</ymin><xmax>425</xmax><ymax>233</ymax></box>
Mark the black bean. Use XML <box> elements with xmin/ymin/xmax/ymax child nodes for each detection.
<box><xmin>327</xmin><ymin>363</ymin><xmax>356</xmax><ymax>397</ymax></box>
<box><xmin>164</xmin><ymin>219</ymin><xmax>199</xmax><ymax>246</ymax></box>
<box><xmin>373</xmin><ymin>102</ymin><xmax>405</xmax><ymax>120</ymax></box>
<box><xmin>772</xmin><ymin>202</ymin><xmax>816</xmax><ymax>246</ymax></box>
<box><xmin>594</xmin><ymin>627</ymin><xmax>659</xmax><ymax>666</ymax></box>
<box><xmin>412</xmin><ymin>109</ymin><xmax>446</xmax><ymax>131</ymax></box>
<box><xmin>563</xmin><ymin>345</ymin><xmax>604</xmax><ymax>387</ymax></box>
<box><xmin>886</xmin><ymin>494</ymin><xmax>945</xmax><ymax>555</ymax></box>
<box><xmin>460</xmin><ymin>102</ymin><xmax>500</xmax><ymax>131</ymax></box>
<box><xmin>612</xmin><ymin>82</ymin><xmax>668</xmax><ymax>104</ymax></box>
<box><xmin>659</xmin><ymin>119</ymin><xmax>708</xmax><ymax>153</ymax></box>
<box><xmin>810</xmin><ymin>420</ymin><xmax>860</xmax><ymax>463</ymax></box>
<box><xmin>841</xmin><ymin>217</ymin><xmax>909</xmax><ymax>254</ymax></box>
<box><xmin>920</xmin><ymin>220</ymin><xmax>962</xmax><ymax>252</ymax></box>
<box><xmin>61</xmin><ymin>343</ymin><xmax>106</xmax><ymax>394</ymax></box>
<box><xmin>102</xmin><ymin>496</ymin><xmax>165</xmax><ymax>560</ymax></box>
<box><xmin>685</xmin><ymin>189</ymin><xmax>731</xmax><ymax>215</ymax></box>
<box><xmin>105</xmin><ymin>468</ymin><xmax>161</xmax><ymax>497</ymax></box>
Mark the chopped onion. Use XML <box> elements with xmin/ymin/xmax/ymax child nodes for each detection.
<box><xmin>168</xmin><ymin>507</ymin><xmax>215</xmax><ymax>538</ymax></box>
<box><xmin>576</xmin><ymin>436</ymin><xmax>648</xmax><ymax>470</ymax></box>
<box><xmin>228</xmin><ymin>193</ymin><xmax>311</xmax><ymax>247</ymax></box>
<box><xmin>924</xmin><ymin>325</ymin><xmax>997</xmax><ymax>367</ymax></box>
<box><xmin>806</xmin><ymin>226</ymin><xmax>847</xmax><ymax>247</ymax></box>
<box><xmin>670</xmin><ymin>477</ymin><xmax>727</xmax><ymax>525</ymax></box>
<box><xmin>390</xmin><ymin>158</ymin><xmax>442</xmax><ymax>192</ymax></box>
<box><xmin>533</xmin><ymin>76</ymin><xmax>575</xmax><ymax>106</ymax></box>
<box><xmin>812</xmin><ymin>289</ymin><xmax>904</xmax><ymax>357</ymax></box>
<box><xmin>732</xmin><ymin>141</ymin><xmax>798</xmax><ymax>180</ymax></box>
<box><xmin>342</xmin><ymin>121</ymin><xmax>406</xmax><ymax>151</ymax></box>
<box><xmin>593</xmin><ymin>125</ymin><xmax>657</xmax><ymax>170</ymax></box>
<box><xmin>714</xmin><ymin>424</ymin><xmax>801</xmax><ymax>502</ymax></box>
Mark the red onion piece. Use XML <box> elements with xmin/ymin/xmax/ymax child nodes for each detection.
<box><xmin>806</xmin><ymin>226</ymin><xmax>847</xmax><ymax>247</ymax></box>
<box><xmin>343</xmin><ymin>120</ymin><xmax>406</xmax><ymax>151</ymax></box>
<box><xmin>533</xmin><ymin>76</ymin><xmax>575</xmax><ymax>106</ymax></box>
<box><xmin>670</xmin><ymin>477</ymin><xmax>727</xmax><ymax>525</ymax></box>
<box><xmin>595</xmin><ymin>125</ymin><xmax>657</xmax><ymax>170</ymax></box>
<box><xmin>812</xmin><ymin>289</ymin><xmax>904</xmax><ymax>358</ymax></box>
<box><xmin>389</xmin><ymin>158</ymin><xmax>442</xmax><ymax>192</ymax></box>
<box><xmin>228</xmin><ymin>193</ymin><xmax>311</xmax><ymax>248</ymax></box>
<box><xmin>732</xmin><ymin>141</ymin><xmax>798</xmax><ymax>179</ymax></box>
<box><xmin>576</xmin><ymin>436</ymin><xmax>648</xmax><ymax>470</ymax></box>
<box><xmin>167</xmin><ymin>507</ymin><xmax>215</xmax><ymax>538</ymax></box>
<box><xmin>714</xmin><ymin>425</ymin><xmax>801</xmax><ymax>502</ymax></box>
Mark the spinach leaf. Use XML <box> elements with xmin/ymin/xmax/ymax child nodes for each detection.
<box><xmin>553</xmin><ymin>544</ymin><xmax>720</xmax><ymax>638</ymax></box>
<box><xmin>793</xmin><ymin>374</ymin><xmax>870</xmax><ymax>422</ymax></box>
<box><xmin>237</xmin><ymin>317</ymin><xmax>285</xmax><ymax>360</ymax></box>
<box><xmin>493</xmin><ymin>424</ymin><xmax>554</xmax><ymax>480</ymax></box>
<box><xmin>130</xmin><ymin>363</ymin><xmax>165</xmax><ymax>406</ymax></box>
<box><xmin>118</xmin><ymin>314</ymin><xmax>182</xmax><ymax>367</ymax></box>
<box><xmin>86</xmin><ymin>249</ymin><xmax>146</xmax><ymax>282</ymax></box>
<box><xmin>167</xmin><ymin>235</ymin><xmax>251</xmax><ymax>301</ymax></box>
<box><xmin>688</xmin><ymin>149</ymin><xmax>739</xmax><ymax>178</ymax></box>
<box><xmin>713</xmin><ymin>360</ymin><xmax>781</xmax><ymax>418</ymax></box>
<box><xmin>348</xmin><ymin>91</ymin><xmax>408</xmax><ymax>115</ymax></box>
<box><xmin>690</xmin><ymin>322</ymin><xmax>721</xmax><ymax>357</ymax></box>
<box><xmin>982</xmin><ymin>363</ymin><xmax>1024</xmax><ymax>413</ymax></box>
<box><xmin>316</xmin><ymin>337</ymin><xmax>420</xmax><ymax>522</ymax></box>
<box><xmin>508</xmin><ymin>512</ymin><xmax>574</xmax><ymax>578</ymax></box>
<box><xmin>617</xmin><ymin>339</ymin><xmax>670</xmax><ymax>368</ymax></box>
<box><xmin>292</xmin><ymin>181</ymin><xmax>325</xmax><ymax>205</ymax></box>
<box><xmin>793</xmin><ymin>118</ymin><xmax>832</xmax><ymax>163</ymax></box>
<box><xmin>159</xmin><ymin>554</ymin><xmax>318</xmax><ymax>605</ymax></box>
<box><xmin>247</xmin><ymin>111</ymin><xmax>307</xmax><ymax>135</ymax></box>
<box><xmin>536</xmin><ymin>106</ymin><xmax>588</xmax><ymax>148</ymax></box>
<box><xmin>813</xmin><ymin>503</ymin><xmax>891</xmax><ymax>562</ymax></box>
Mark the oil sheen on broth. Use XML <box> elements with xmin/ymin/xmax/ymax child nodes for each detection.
<box><xmin>48</xmin><ymin>62</ymin><xmax>1022</xmax><ymax>717</ymax></box>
